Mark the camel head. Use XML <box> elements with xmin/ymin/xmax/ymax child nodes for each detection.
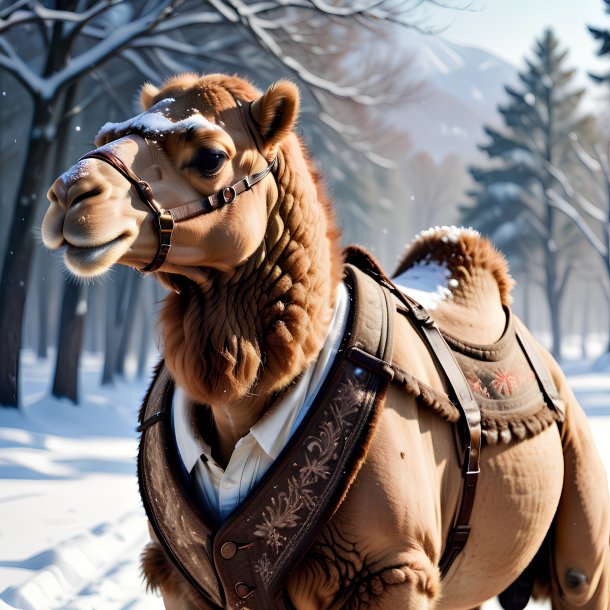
<box><xmin>42</xmin><ymin>73</ymin><xmax>299</xmax><ymax>285</ymax></box>
<box><xmin>42</xmin><ymin>73</ymin><xmax>342</xmax><ymax>407</ymax></box>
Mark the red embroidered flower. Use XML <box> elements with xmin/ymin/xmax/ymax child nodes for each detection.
<box><xmin>491</xmin><ymin>369</ymin><xmax>519</xmax><ymax>396</ymax></box>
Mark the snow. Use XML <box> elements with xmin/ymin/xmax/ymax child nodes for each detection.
<box><xmin>1</xmin><ymin>350</ymin><xmax>609</xmax><ymax>609</ymax></box>
<box><xmin>393</xmin><ymin>259</ymin><xmax>454</xmax><ymax>310</ymax></box>
<box><xmin>0</xmin><ymin>352</ymin><xmax>162</xmax><ymax>610</ymax></box>
<box><xmin>96</xmin><ymin>98</ymin><xmax>221</xmax><ymax>141</ymax></box>
<box><xmin>392</xmin><ymin>226</ymin><xmax>484</xmax><ymax>309</ymax></box>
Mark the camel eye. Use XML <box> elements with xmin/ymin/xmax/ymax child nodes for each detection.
<box><xmin>188</xmin><ymin>148</ymin><xmax>228</xmax><ymax>177</ymax></box>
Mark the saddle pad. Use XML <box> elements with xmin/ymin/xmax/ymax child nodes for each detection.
<box><xmin>388</xmin><ymin>306</ymin><xmax>561</xmax><ymax>445</ymax></box>
<box><xmin>443</xmin><ymin>309</ymin><xmax>560</xmax><ymax>444</ymax></box>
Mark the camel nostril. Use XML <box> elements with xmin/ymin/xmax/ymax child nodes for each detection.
<box><xmin>71</xmin><ymin>186</ymin><xmax>103</xmax><ymax>207</ymax></box>
<box><xmin>48</xmin><ymin>178</ymin><xmax>68</xmax><ymax>211</ymax></box>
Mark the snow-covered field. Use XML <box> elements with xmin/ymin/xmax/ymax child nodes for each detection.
<box><xmin>1</xmin><ymin>351</ymin><xmax>609</xmax><ymax>610</ymax></box>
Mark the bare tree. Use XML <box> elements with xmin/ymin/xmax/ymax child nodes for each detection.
<box><xmin>545</xmin><ymin>134</ymin><xmax>610</xmax><ymax>351</ymax></box>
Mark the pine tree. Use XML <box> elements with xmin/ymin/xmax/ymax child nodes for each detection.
<box><xmin>589</xmin><ymin>0</ymin><xmax>610</xmax><ymax>89</ymax></box>
<box><xmin>462</xmin><ymin>28</ymin><xmax>592</xmax><ymax>358</ymax></box>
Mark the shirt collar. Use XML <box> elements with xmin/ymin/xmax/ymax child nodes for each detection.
<box><xmin>173</xmin><ymin>388</ymin><xmax>210</xmax><ymax>472</ymax></box>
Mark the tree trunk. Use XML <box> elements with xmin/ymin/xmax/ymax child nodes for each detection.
<box><xmin>36</xmin><ymin>266</ymin><xmax>50</xmax><ymax>360</ymax></box>
<box><xmin>0</xmin><ymin>3</ymin><xmax>77</xmax><ymax>407</ymax></box>
<box><xmin>581</xmin><ymin>290</ymin><xmax>590</xmax><ymax>361</ymax></box>
<box><xmin>0</xmin><ymin>101</ymin><xmax>56</xmax><ymax>406</ymax></box>
<box><xmin>101</xmin><ymin>269</ymin><xmax>130</xmax><ymax>385</ymax></box>
<box><xmin>52</xmin><ymin>280</ymin><xmax>88</xmax><ymax>403</ymax></box>
<box><xmin>51</xmin><ymin>82</ymin><xmax>89</xmax><ymax>398</ymax></box>
<box><xmin>101</xmin><ymin>281</ymin><xmax>119</xmax><ymax>386</ymax></box>
<box><xmin>115</xmin><ymin>272</ymin><xmax>143</xmax><ymax>377</ymax></box>
<box><xmin>545</xmin><ymin>265</ymin><xmax>563</xmax><ymax>360</ymax></box>
<box><xmin>137</xmin><ymin>314</ymin><xmax>152</xmax><ymax>379</ymax></box>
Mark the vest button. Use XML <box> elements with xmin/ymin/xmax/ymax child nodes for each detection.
<box><xmin>235</xmin><ymin>582</ymin><xmax>256</xmax><ymax>599</ymax></box>
<box><xmin>220</xmin><ymin>541</ymin><xmax>237</xmax><ymax>559</ymax></box>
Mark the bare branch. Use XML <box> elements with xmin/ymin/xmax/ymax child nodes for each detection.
<box><xmin>226</xmin><ymin>0</ymin><xmax>388</xmax><ymax>104</ymax></box>
<box><xmin>0</xmin><ymin>36</ymin><xmax>44</xmax><ymax>95</ymax></box>
<box><xmin>546</xmin><ymin>189</ymin><xmax>607</xmax><ymax>260</ymax></box>
<box><xmin>0</xmin><ymin>8</ymin><xmax>40</xmax><ymax>33</ymax></box>
<box><xmin>128</xmin><ymin>32</ymin><xmax>244</xmax><ymax>55</ymax></box>
<box><xmin>118</xmin><ymin>48</ymin><xmax>160</xmax><ymax>82</ymax></box>
<box><xmin>39</xmin><ymin>0</ymin><xmax>177</xmax><ymax>100</ymax></box>
<box><xmin>594</xmin><ymin>142</ymin><xmax>610</xmax><ymax>183</ymax></box>
<box><xmin>208</xmin><ymin>0</ymin><xmax>240</xmax><ymax>22</ymax></box>
<box><xmin>545</xmin><ymin>160</ymin><xmax>605</xmax><ymax>222</ymax></box>
<box><xmin>152</xmin><ymin>8</ymin><xmax>225</xmax><ymax>32</ymax></box>
<box><xmin>0</xmin><ymin>1</ymin><xmax>29</xmax><ymax>20</ymax></box>
<box><xmin>63</xmin><ymin>0</ymin><xmax>125</xmax><ymax>47</ymax></box>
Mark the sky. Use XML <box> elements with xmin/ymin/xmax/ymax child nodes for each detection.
<box><xmin>427</xmin><ymin>0</ymin><xmax>609</xmax><ymax>100</ymax></box>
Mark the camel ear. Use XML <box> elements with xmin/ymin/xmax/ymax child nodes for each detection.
<box><xmin>250</xmin><ymin>80</ymin><xmax>299</xmax><ymax>149</ymax></box>
<box><xmin>140</xmin><ymin>83</ymin><xmax>160</xmax><ymax>110</ymax></box>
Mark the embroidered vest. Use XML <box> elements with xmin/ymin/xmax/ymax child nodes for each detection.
<box><xmin>137</xmin><ymin>264</ymin><xmax>396</xmax><ymax>609</ymax></box>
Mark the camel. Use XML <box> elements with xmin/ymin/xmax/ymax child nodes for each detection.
<box><xmin>41</xmin><ymin>73</ymin><xmax>609</xmax><ymax>610</ymax></box>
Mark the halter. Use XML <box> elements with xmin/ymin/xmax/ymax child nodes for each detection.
<box><xmin>79</xmin><ymin>147</ymin><xmax>277</xmax><ymax>273</ymax></box>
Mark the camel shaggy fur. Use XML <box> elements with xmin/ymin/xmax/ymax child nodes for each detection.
<box><xmin>42</xmin><ymin>73</ymin><xmax>609</xmax><ymax>610</ymax></box>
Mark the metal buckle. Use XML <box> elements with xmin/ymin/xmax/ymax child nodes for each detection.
<box><xmin>158</xmin><ymin>211</ymin><xmax>174</xmax><ymax>233</ymax></box>
<box><xmin>450</xmin><ymin>525</ymin><xmax>471</xmax><ymax>549</ymax></box>
<box><xmin>221</xmin><ymin>186</ymin><xmax>237</xmax><ymax>204</ymax></box>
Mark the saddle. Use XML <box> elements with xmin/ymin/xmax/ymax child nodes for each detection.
<box><xmin>137</xmin><ymin>249</ymin><xmax>564</xmax><ymax>609</ymax></box>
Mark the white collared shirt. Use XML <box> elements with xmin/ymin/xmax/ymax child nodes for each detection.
<box><xmin>172</xmin><ymin>282</ymin><xmax>349</xmax><ymax>522</ymax></box>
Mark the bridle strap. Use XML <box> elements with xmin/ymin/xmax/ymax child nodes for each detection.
<box><xmin>170</xmin><ymin>156</ymin><xmax>277</xmax><ymax>222</ymax></box>
<box><xmin>78</xmin><ymin>148</ymin><xmax>277</xmax><ymax>273</ymax></box>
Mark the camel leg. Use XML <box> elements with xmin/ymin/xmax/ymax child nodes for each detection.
<box><xmin>550</xmin><ymin>393</ymin><xmax>610</xmax><ymax>610</ymax></box>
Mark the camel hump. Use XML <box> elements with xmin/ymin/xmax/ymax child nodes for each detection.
<box><xmin>393</xmin><ymin>226</ymin><xmax>514</xmax><ymax>309</ymax></box>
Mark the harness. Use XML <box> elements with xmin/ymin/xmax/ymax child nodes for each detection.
<box><xmin>79</xmin><ymin>147</ymin><xmax>276</xmax><ymax>272</ymax></box>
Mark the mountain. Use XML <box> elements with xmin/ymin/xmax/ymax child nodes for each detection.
<box><xmin>389</xmin><ymin>30</ymin><xmax>518</xmax><ymax>161</ymax></box>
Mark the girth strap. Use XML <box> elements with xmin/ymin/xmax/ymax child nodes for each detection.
<box><xmin>514</xmin><ymin>320</ymin><xmax>565</xmax><ymax>422</ymax></box>
<box><xmin>391</xmin><ymin>291</ymin><xmax>481</xmax><ymax>578</ymax></box>
<box><xmin>348</xmin><ymin>256</ymin><xmax>482</xmax><ymax>579</ymax></box>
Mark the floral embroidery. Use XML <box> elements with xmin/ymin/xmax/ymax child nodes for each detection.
<box><xmin>255</xmin><ymin>553</ymin><xmax>273</xmax><ymax>585</ymax></box>
<box><xmin>491</xmin><ymin>369</ymin><xmax>519</xmax><ymax>396</ymax></box>
<box><xmin>253</xmin><ymin>379</ymin><xmax>364</xmax><ymax>555</ymax></box>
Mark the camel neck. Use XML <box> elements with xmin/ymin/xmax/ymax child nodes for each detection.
<box><xmin>159</xmin><ymin>135</ymin><xmax>343</xmax><ymax>452</ymax></box>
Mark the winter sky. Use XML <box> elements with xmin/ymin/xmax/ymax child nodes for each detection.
<box><xmin>430</xmin><ymin>0</ymin><xmax>608</xmax><ymax>102</ymax></box>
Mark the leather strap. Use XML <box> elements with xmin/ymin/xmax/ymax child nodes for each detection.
<box><xmin>514</xmin><ymin>320</ymin><xmax>565</xmax><ymax>421</ymax></box>
<box><xmin>169</xmin><ymin>158</ymin><xmax>277</xmax><ymax>222</ymax></box>
<box><xmin>80</xmin><ymin>150</ymin><xmax>174</xmax><ymax>273</ymax></box>
<box><xmin>353</xmin><ymin>263</ymin><xmax>481</xmax><ymax>579</ymax></box>
<box><xmin>392</xmin><ymin>292</ymin><xmax>481</xmax><ymax>577</ymax></box>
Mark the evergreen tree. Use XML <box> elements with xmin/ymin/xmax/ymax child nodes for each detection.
<box><xmin>462</xmin><ymin>28</ymin><xmax>592</xmax><ymax>358</ymax></box>
<box><xmin>589</xmin><ymin>0</ymin><xmax>610</xmax><ymax>90</ymax></box>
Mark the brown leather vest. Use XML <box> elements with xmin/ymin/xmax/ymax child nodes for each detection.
<box><xmin>137</xmin><ymin>264</ymin><xmax>396</xmax><ymax>609</ymax></box>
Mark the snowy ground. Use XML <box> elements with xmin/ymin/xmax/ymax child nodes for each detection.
<box><xmin>0</xmin><ymin>351</ymin><xmax>609</xmax><ymax>610</ymax></box>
